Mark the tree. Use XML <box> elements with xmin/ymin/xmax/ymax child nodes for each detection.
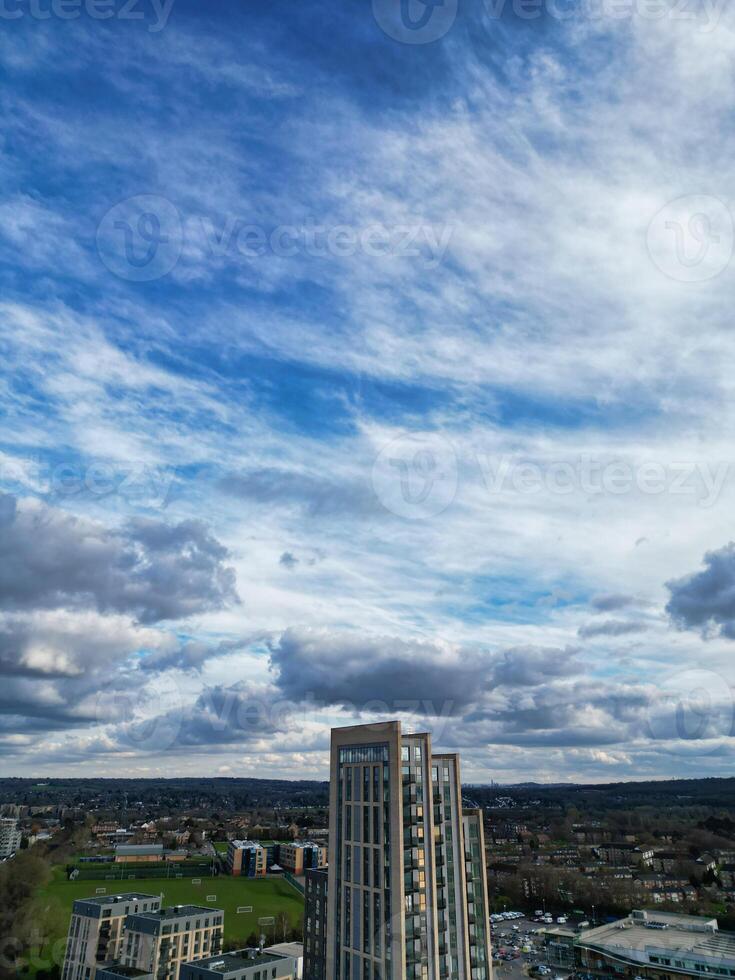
<box><xmin>276</xmin><ymin>911</ymin><xmax>290</xmax><ymax>942</ymax></box>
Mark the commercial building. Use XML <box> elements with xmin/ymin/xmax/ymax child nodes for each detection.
<box><xmin>115</xmin><ymin>845</ymin><xmax>165</xmax><ymax>864</ymax></box>
<box><xmin>569</xmin><ymin>909</ymin><xmax>735</xmax><ymax>980</ymax></box>
<box><xmin>320</xmin><ymin>720</ymin><xmax>492</xmax><ymax>980</ymax></box>
<box><xmin>304</xmin><ymin>869</ymin><xmax>328</xmax><ymax>980</ymax></box>
<box><xmin>226</xmin><ymin>840</ymin><xmax>268</xmax><ymax>878</ymax></box>
<box><xmin>278</xmin><ymin>843</ymin><xmax>328</xmax><ymax>876</ymax></box>
<box><xmin>0</xmin><ymin>816</ymin><xmax>22</xmax><ymax>858</ymax></box>
<box><xmin>179</xmin><ymin>948</ymin><xmax>297</xmax><ymax>980</ymax></box>
<box><xmin>121</xmin><ymin>905</ymin><xmax>224</xmax><ymax>980</ymax></box>
<box><xmin>61</xmin><ymin>894</ymin><xmax>162</xmax><ymax>980</ymax></box>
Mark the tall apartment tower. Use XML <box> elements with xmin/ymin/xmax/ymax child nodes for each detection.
<box><xmin>61</xmin><ymin>893</ymin><xmax>161</xmax><ymax>980</ymax></box>
<box><xmin>324</xmin><ymin>721</ymin><xmax>492</xmax><ymax>980</ymax></box>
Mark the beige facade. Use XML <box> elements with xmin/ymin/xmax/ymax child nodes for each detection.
<box><xmin>226</xmin><ymin>840</ymin><xmax>267</xmax><ymax>877</ymax></box>
<box><xmin>324</xmin><ymin>721</ymin><xmax>493</xmax><ymax>980</ymax></box>
<box><xmin>122</xmin><ymin>905</ymin><xmax>224</xmax><ymax>980</ymax></box>
<box><xmin>279</xmin><ymin>843</ymin><xmax>328</xmax><ymax>875</ymax></box>
<box><xmin>61</xmin><ymin>893</ymin><xmax>161</xmax><ymax>980</ymax></box>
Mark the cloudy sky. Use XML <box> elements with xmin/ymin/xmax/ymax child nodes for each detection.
<box><xmin>2</xmin><ymin>0</ymin><xmax>735</xmax><ymax>783</ymax></box>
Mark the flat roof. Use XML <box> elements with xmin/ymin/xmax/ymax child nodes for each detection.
<box><xmin>98</xmin><ymin>966</ymin><xmax>152</xmax><ymax>978</ymax></box>
<box><xmin>265</xmin><ymin>942</ymin><xmax>304</xmax><ymax>958</ymax></box>
<box><xmin>578</xmin><ymin>913</ymin><xmax>735</xmax><ymax>964</ymax></box>
<box><xmin>130</xmin><ymin>905</ymin><xmax>222</xmax><ymax>921</ymax></box>
<box><xmin>75</xmin><ymin>893</ymin><xmax>159</xmax><ymax>906</ymax></box>
<box><xmin>192</xmin><ymin>950</ymin><xmax>289</xmax><ymax>972</ymax></box>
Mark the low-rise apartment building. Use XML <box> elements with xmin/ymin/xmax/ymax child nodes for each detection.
<box><xmin>595</xmin><ymin>843</ymin><xmax>654</xmax><ymax>867</ymax></box>
<box><xmin>122</xmin><ymin>906</ymin><xmax>224</xmax><ymax>980</ymax></box>
<box><xmin>276</xmin><ymin>843</ymin><xmax>327</xmax><ymax>876</ymax></box>
<box><xmin>96</xmin><ymin>965</ymin><xmax>154</xmax><ymax>980</ymax></box>
<box><xmin>62</xmin><ymin>894</ymin><xmax>162</xmax><ymax>980</ymax></box>
<box><xmin>226</xmin><ymin>840</ymin><xmax>267</xmax><ymax>877</ymax></box>
<box><xmin>179</xmin><ymin>948</ymin><xmax>297</xmax><ymax>980</ymax></box>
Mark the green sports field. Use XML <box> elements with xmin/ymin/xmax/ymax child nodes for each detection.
<box><xmin>27</xmin><ymin>867</ymin><xmax>304</xmax><ymax>966</ymax></box>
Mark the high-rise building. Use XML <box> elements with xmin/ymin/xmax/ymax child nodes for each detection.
<box><xmin>121</xmin><ymin>905</ymin><xmax>224</xmax><ymax>980</ymax></box>
<box><xmin>304</xmin><ymin>868</ymin><xmax>329</xmax><ymax>980</ymax></box>
<box><xmin>321</xmin><ymin>721</ymin><xmax>492</xmax><ymax>980</ymax></box>
<box><xmin>0</xmin><ymin>816</ymin><xmax>21</xmax><ymax>858</ymax></box>
<box><xmin>460</xmin><ymin>812</ymin><xmax>491</xmax><ymax>979</ymax></box>
<box><xmin>61</xmin><ymin>894</ymin><xmax>162</xmax><ymax>980</ymax></box>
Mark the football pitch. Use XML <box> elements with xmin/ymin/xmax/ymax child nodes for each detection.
<box><xmin>29</xmin><ymin>868</ymin><xmax>304</xmax><ymax>959</ymax></box>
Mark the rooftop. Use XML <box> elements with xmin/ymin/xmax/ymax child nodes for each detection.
<box><xmin>192</xmin><ymin>950</ymin><xmax>289</xmax><ymax>973</ymax></box>
<box><xmin>578</xmin><ymin>911</ymin><xmax>735</xmax><ymax>964</ymax></box>
<box><xmin>264</xmin><ymin>942</ymin><xmax>304</xmax><ymax>959</ymax></box>
<box><xmin>129</xmin><ymin>905</ymin><xmax>222</xmax><ymax>921</ymax></box>
<box><xmin>75</xmin><ymin>893</ymin><xmax>159</xmax><ymax>907</ymax></box>
<box><xmin>98</xmin><ymin>966</ymin><xmax>152</xmax><ymax>978</ymax></box>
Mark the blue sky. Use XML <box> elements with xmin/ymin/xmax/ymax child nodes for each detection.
<box><xmin>1</xmin><ymin>0</ymin><xmax>735</xmax><ymax>781</ymax></box>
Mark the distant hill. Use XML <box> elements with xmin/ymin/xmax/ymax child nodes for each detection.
<box><xmin>2</xmin><ymin>774</ymin><xmax>735</xmax><ymax>811</ymax></box>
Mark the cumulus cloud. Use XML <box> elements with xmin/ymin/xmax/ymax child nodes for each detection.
<box><xmin>267</xmin><ymin>627</ymin><xmax>492</xmax><ymax>714</ymax></box>
<box><xmin>462</xmin><ymin>679</ymin><xmax>651</xmax><ymax>748</ymax></box>
<box><xmin>666</xmin><ymin>542</ymin><xmax>735</xmax><ymax>639</ymax></box>
<box><xmin>0</xmin><ymin>493</ymin><xmax>238</xmax><ymax>623</ymax></box>
<box><xmin>490</xmin><ymin>645</ymin><xmax>580</xmax><ymax>686</ymax></box>
<box><xmin>117</xmin><ymin>681</ymin><xmax>290</xmax><ymax>752</ymax></box>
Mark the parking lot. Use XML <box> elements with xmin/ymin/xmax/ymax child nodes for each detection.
<box><xmin>491</xmin><ymin>912</ymin><xmax>574</xmax><ymax>980</ymax></box>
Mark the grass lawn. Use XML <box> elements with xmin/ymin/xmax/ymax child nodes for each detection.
<box><xmin>28</xmin><ymin>867</ymin><xmax>304</xmax><ymax>966</ymax></box>
<box><xmin>213</xmin><ymin>841</ymin><xmax>229</xmax><ymax>854</ymax></box>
